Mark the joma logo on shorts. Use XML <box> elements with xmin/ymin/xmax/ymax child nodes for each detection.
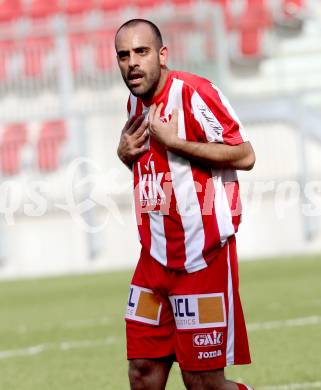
<box><xmin>193</xmin><ymin>331</ymin><xmax>223</xmax><ymax>347</ymax></box>
<box><xmin>198</xmin><ymin>350</ymin><xmax>222</xmax><ymax>360</ymax></box>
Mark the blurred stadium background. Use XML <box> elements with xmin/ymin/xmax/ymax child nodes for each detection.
<box><xmin>0</xmin><ymin>0</ymin><xmax>320</xmax><ymax>277</ymax></box>
<box><xmin>0</xmin><ymin>0</ymin><xmax>320</xmax><ymax>389</ymax></box>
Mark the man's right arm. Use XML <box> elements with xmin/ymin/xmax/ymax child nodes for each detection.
<box><xmin>117</xmin><ymin>115</ymin><xmax>149</xmax><ymax>169</ymax></box>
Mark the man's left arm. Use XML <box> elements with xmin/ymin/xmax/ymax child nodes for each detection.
<box><xmin>168</xmin><ymin>138</ymin><xmax>255</xmax><ymax>171</ymax></box>
<box><xmin>148</xmin><ymin>102</ymin><xmax>255</xmax><ymax>171</ymax></box>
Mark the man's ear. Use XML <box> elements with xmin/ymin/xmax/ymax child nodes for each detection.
<box><xmin>159</xmin><ymin>46</ymin><xmax>168</xmax><ymax>67</ymax></box>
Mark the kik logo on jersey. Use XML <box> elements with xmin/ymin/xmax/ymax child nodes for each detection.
<box><xmin>125</xmin><ymin>285</ymin><xmax>162</xmax><ymax>325</ymax></box>
<box><xmin>169</xmin><ymin>293</ymin><xmax>226</xmax><ymax>330</ymax></box>
<box><xmin>137</xmin><ymin>157</ymin><xmax>167</xmax><ymax>209</ymax></box>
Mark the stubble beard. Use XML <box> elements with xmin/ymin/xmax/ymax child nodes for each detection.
<box><xmin>125</xmin><ymin>67</ymin><xmax>161</xmax><ymax>100</ymax></box>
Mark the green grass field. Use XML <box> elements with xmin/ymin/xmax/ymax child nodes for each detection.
<box><xmin>0</xmin><ymin>255</ymin><xmax>320</xmax><ymax>390</ymax></box>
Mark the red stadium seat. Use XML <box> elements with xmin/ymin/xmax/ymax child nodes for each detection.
<box><xmin>254</xmin><ymin>0</ymin><xmax>273</xmax><ymax>27</ymax></box>
<box><xmin>0</xmin><ymin>55</ymin><xmax>4</xmax><ymax>81</ymax></box>
<box><xmin>70</xmin><ymin>30</ymin><xmax>116</xmax><ymax>73</ymax></box>
<box><xmin>0</xmin><ymin>40</ymin><xmax>14</xmax><ymax>81</ymax></box>
<box><xmin>64</xmin><ymin>0</ymin><xmax>97</xmax><ymax>15</ymax></box>
<box><xmin>69</xmin><ymin>33</ymin><xmax>88</xmax><ymax>74</ymax></box>
<box><xmin>240</xmin><ymin>27</ymin><xmax>261</xmax><ymax>57</ymax></box>
<box><xmin>37</xmin><ymin>120</ymin><xmax>66</xmax><ymax>172</ymax></box>
<box><xmin>240</xmin><ymin>0</ymin><xmax>272</xmax><ymax>29</ymax></box>
<box><xmin>93</xmin><ymin>29</ymin><xmax>115</xmax><ymax>71</ymax></box>
<box><xmin>23</xmin><ymin>37</ymin><xmax>54</xmax><ymax>78</ymax></box>
<box><xmin>0</xmin><ymin>123</ymin><xmax>27</xmax><ymax>175</ymax></box>
<box><xmin>99</xmin><ymin>0</ymin><xmax>129</xmax><ymax>12</ymax></box>
<box><xmin>133</xmin><ymin>0</ymin><xmax>160</xmax><ymax>8</ymax></box>
<box><xmin>170</xmin><ymin>0</ymin><xmax>193</xmax><ymax>5</ymax></box>
<box><xmin>0</xmin><ymin>0</ymin><xmax>21</xmax><ymax>22</ymax></box>
<box><xmin>160</xmin><ymin>21</ymin><xmax>194</xmax><ymax>64</ymax></box>
<box><xmin>27</xmin><ymin>0</ymin><xmax>61</xmax><ymax>19</ymax></box>
<box><xmin>210</xmin><ymin>0</ymin><xmax>232</xmax><ymax>29</ymax></box>
<box><xmin>238</xmin><ymin>0</ymin><xmax>272</xmax><ymax>57</ymax></box>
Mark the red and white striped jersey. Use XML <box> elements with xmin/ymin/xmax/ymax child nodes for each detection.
<box><xmin>127</xmin><ymin>70</ymin><xmax>248</xmax><ymax>273</ymax></box>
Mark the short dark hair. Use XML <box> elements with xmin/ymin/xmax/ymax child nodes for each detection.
<box><xmin>115</xmin><ymin>19</ymin><xmax>163</xmax><ymax>50</ymax></box>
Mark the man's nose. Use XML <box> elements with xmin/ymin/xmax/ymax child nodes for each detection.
<box><xmin>128</xmin><ymin>53</ymin><xmax>138</xmax><ymax>68</ymax></box>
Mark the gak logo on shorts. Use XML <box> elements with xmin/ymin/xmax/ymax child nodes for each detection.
<box><xmin>169</xmin><ymin>293</ymin><xmax>226</xmax><ymax>330</ymax></box>
<box><xmin>193</xmin><ymin>330</ymin><xmax>223</xmax><ymax>347</ymax></box>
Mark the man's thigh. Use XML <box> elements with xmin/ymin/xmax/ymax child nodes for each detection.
<box><xmin>169</xmin><ymin>236</ymin><xmax>251</xmax><ymax>372</ymax></box>
<box><xmin>126</xmin><ymin>291</ymin><xmax>175</xmax><ymax>359</ymax></box>
<box><xmin>125</xmin><ymin>254</ymin><xmax>176</xmax><ymax>360</ymax></box>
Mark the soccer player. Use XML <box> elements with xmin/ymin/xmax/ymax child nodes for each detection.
<box><xmin>115</xmin><ymin>18</ymin><xmax>255</xmax><ymax>390</ymax></box>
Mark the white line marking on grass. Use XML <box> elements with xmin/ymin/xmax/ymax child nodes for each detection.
<box><xmin>64</xmin><ymin>317</ymin><xmax>111</xmax><ymax>328</ymax></box>
<box><xmin>16</xmin><ymin>317</ymin><xmax>111</xmax><ymax>334</ymax></box>
<box><xmin>0</xmin><ymin>337</ymin><xmax>117</xmax><ymax>360</ymax></box>
<box><xmin>12</xmin><ymin>315</ymin><xmax>321</xmax><ymax>335</ymax></box>
<box><xmin>0</xmin><ymin>345</ymin><xmax>45</xmax><ymax>359</ymax></box>
<box><xmin>259</xmin><ymin>381</ymin><xmax>321</xmax><ymax>390</ymax></box>
<box><xmin>60</xmin><ymin>336</ymin><xmax>116</xmax><ymax>351</ymax></box>
<box><xmin>248</xmin><ymin>316</ymin><xmax>321</xmax><ymax>332</ymax></box>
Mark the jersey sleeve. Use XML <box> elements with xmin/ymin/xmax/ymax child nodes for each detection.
<box><xmin>190</xmin><ymin>82</ymin><xmax>248</xmax><ymax>146</ymax></box>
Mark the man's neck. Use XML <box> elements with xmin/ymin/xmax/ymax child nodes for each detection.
<box><xmin>142</xmin><ymin>67</ymin><xmax>170</xmax><ymax>106</ymax></box>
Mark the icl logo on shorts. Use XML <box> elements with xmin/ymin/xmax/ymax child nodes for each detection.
<box><xmin>125</xmin><ymin>285</ymin><xmax>162</xmax><ymax>325</ymax></box>
<box><xmin>169</xmin><ymin>293</ymin><xmax>226</xmax><ymax>330</ymax></box>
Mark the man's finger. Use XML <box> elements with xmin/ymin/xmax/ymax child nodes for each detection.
<box><xmin>134</xmin><ymin>145</ymin><xmax>148</xmax><ymax>157</ymax></box>
<box><xmin>133</xmin><ymin>121</ymin><xmax>149</xmax><ymax>139</ymax></box>
<box><xmin>122</xmin><ymin>115</ymin><xmax>137</xmax><ymax>134</ymax></box>
<box><xmin>126</xmin><ymin>115</ymin><xmax>138</xmax><ymax>128</ymax></box>
<box><xmin>170</xmin><ymin>108</ymin><xmax>179</xmax><ymax>126</ymax></box>
<box><xmin>154</xmin><ymin>102</ymin><xmax>163</xmax><ymax>122</ymax></box>
<box><xmin>128</xmin><ymin>114</ymin><xmax>145</xmax><ymax>135</ymax></box>
<box><xmin>148</xmin><ymin>104</ymin><xmax>157</xmax><ymax>124</ymax></box>
<box><xmin>135</xmin><ymin>130</ymin><xmax>149</xmax><ymax>147</ymax></box>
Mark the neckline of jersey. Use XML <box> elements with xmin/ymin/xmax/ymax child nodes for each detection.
<box><xmin>149</xmin><ymin>70</ymin><xmax>174</xmax><ymax>106</ymax></box>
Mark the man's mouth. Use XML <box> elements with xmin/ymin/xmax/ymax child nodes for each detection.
<box><xmin>128</xmin><ymin>73</ymin><xmax>144</xmax><ymax>85</ymax></box>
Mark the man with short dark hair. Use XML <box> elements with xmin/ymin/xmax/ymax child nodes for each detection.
<box><xmin>115</xmin><ymin>18</ymin><xmax>255</xmax><ymax>390</ymax></box>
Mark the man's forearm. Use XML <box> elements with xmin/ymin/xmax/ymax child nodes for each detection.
<box><xmin>167</xmin><ymin>139</ymin><xmax>255</xmax><ymax>171</ymax></box>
